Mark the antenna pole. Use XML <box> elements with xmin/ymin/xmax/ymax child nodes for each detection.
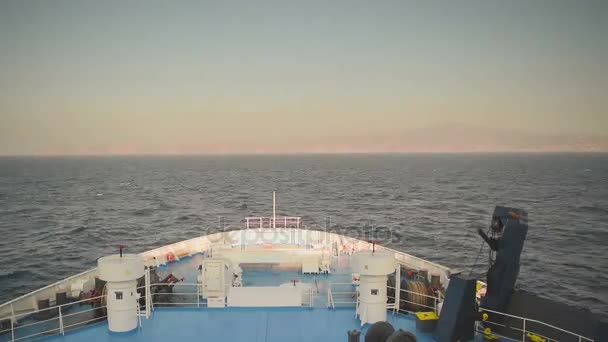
<box><xmin>372</xmin><ymin>224</ymin><xmax>375</xmax><ymax>254</ymax></box>
<box><xmin>272</xmin><ymin>191</ymin><xmax>276</xmax><ymax>228</ymax></box>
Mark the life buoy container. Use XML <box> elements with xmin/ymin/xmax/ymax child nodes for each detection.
<box><xmin>166</xmin><ymin>252</ymin><xmax>176</xmax><ymax>262</ymax></box>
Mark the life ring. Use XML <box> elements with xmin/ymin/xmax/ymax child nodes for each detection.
<box><xmin>166</xmin><ymin>252</ymin><xmax>176</xmax><ymax>262</ymax></box>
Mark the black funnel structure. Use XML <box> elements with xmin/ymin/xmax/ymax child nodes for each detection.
<box><xmin>478</xmin><ymin>206</ymin><xmax>528</xmax><ymax>312</ymax></box>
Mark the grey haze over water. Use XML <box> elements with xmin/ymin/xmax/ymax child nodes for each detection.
<box><xmin>0</xmin><ymin>154</ymin><xmax>606</xmax><ymax>315</ymax></box>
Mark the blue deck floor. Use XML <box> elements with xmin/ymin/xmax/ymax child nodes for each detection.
<box><xmin>44</xmin><ymin>307</ymin><xmax>435</xmax><ymax>342</ymax></box>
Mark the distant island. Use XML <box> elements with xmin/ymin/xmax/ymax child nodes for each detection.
<box><xmin>300</xmin><ymin>124</ymin><xmax>608</xmax><ymax>154</ymax></box>
<box><xmin>2</xmin><ymin>124</ymin><xmax>607</xmax><ymax>156</ymax></box>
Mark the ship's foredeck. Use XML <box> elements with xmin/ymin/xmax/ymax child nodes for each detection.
<box><xmin>3</xmin><ymin>248</ymin><xmax>440</xmax><ymax>342</ymax></box>
<box><xmin>43</xmin><ymin>307</ymin><xmax>431</xmax><ymax>342</ymax></box>
<box><xmin>0</xmin><ymin>228</ymin><xmax>455</xmax><ymax>342</ymax></box>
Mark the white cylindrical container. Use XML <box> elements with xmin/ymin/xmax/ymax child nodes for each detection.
<box><xmin>353</xmin><ymin>251</ymin><xmax>395</xmax><ymax>325</ymax></box>
<box><xmin>98</xmin><ymin>254</ymin><xmax>144</xmax><ymax>332</ymax></box>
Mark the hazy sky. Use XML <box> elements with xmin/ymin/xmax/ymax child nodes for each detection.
<box><xmin>1</xmin><ymin>0</ymin><xmax>606</xmax><ymax>154</ymax></box>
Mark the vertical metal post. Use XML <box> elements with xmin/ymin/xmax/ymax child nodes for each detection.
<box><xmin>309</xmin><ymin>287</ymin><xmax>313</xmax><ymax>307</ymax></box>
<box><xmin>395</xmin><ymin>265</ymin><xmax>401</xmax><ymax>314</ymax></box>
<box><xmin>272</xmin><ymin>191</ymin><xmax>276</xmax><ymax>228</ymax></box>
<box><xmin>59</xmin><ymin>306</ymin><xmax>64</xmax><ymax>335</ymax></box>
<box><xmin>145</xmin><ymin>268</ymin><xmax>151</xmax><ymax>318</ymax></box>
<box><xmin>137</xmin><ymin>305</ymin><xmax>142</xmax><ymax>327</ymax></box>
<box><xmin>522</xmin><ymin>319</ymin><xmax>526</xmax><ymax>342</ymax></box>
<box><xmin>9</xmin><ymin>303</ymin><xmax>15</xmax><ymax>342</ymax></box>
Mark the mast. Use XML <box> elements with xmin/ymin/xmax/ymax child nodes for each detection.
<box><xmin>272</xmin><ymin>191</ymin><xmax>276</xmax><ymax>228</ymax></box>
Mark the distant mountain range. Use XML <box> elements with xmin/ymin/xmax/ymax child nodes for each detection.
<box><xmin>295</xmin><ymin>124</ymin><xmax>608</xmax><ymax>153</ymax></box>
<box><xmin>5</xmin><ymin>124</ymin><xmax>607</xmax><ymax>156</ymax></box>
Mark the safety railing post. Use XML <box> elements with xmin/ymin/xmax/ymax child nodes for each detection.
<box><xmin>395</xmin><ymin>265</ymin><xmax>401</xmax><ymax>314</ymax></box>
<box><xmin>522</xmin><ymin>318</ymin><xmax>526</xmax><ymax>342</ymax></box>
<box><xmin>9</xmin><ymin>303</ymin><xmax>15</xmax><ymax>342</ymax></box>
<box><xmin>309</xmin><ymin>287</ymin><xmax>313</xmax><ymax>307</ymax></box>
<box><xmin>137</xmin><ymin>305</ymin><xmax>142</xmax><ymax>327</ymax></box>
<box><xmin>145</xmin><ymin>268</ymin><xmax>151</xmax><ymax>318</ymax></box>
<box><xmin>10</xmin><ymin>316</ymin><xmax>14</xmax><ymax>342</ymax></box>
<box><xmin>59</xmin><ymin>306</ymin><xmax>64</xmax><ymax>335</ymax></box>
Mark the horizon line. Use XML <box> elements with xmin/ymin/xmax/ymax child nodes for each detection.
<box><xmin>1</xmin><ymin>150</ymin><xmax>607</xmax><ymax>157</ymax></box>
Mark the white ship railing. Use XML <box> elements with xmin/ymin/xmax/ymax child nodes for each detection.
<box><xmin>147</xmin><ymin>283</ymin><xmax>207</xmax><ymax>308</ymax></box>
<box><xmin>325</xmin><ymin>283</ymin><xmax>440</xmax><ymax>314</ymax></box>
<box><xmin>386</xmin><ymin>285</ymin><xmax>439</xmax><ymax>314</ymax></box>
<box><xmin>0</xmin><ymin>294</ymin><xmax>107</xmax><ymax>342</ymax></box>
<box><xmin>0</xmin><ymin>268</ymin><xmax>98</xmax><ymax>321</ymax></box>
<box><xmin>245</xmin><ymin>216</ymin><xmax>302</xmax><ymax>229</ymax></box>
<box><xmin>144</xmin><ymin>282</ymin><xmax>315</xmax><ymax>308</ymax></box>
<box><xmin>326</xmin><ymin>282</ymin><xmax>357</xmax><ymax>309</ymax></box>
<box><xmin>477</xmin><ymin>307</ymin><xmax>594</xmax><ymax>342</ymax></box>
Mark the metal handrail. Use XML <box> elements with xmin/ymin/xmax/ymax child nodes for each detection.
<box><xmin>0</xmin><ymin>269</ymin><xmax>98</xmax><ymax>313</ymax></box>
<box><xmin>386</xmin><ymin>285</ymin><xmax>438</xmax><ymax>301</ymax></box>
<box><xmin>480</xmin><ymin>307</ymin><xmax>594</xmax><ymax>342</ymax></box>
<box><xmin>11</xmin><ymin>316</ymin><xmax>58</xmax><ymax>331</ymax></box>
<box><xmin>60</xmin><ymin>305</ymin><xmax>106</xmax><ymax>319</ymax></box>
<box><xmin>8</xmin><ymin>294</ymin><xmax>105</xmax><ymax>321</ymax></box>
<box><xmin>149</xmin><ymin>282</ymin><xmax>315</xmax><ymax>308</ymax></box>
<box><xmin>13</xmin><ymin>328</ymin><xmax>60</xmax><ymax>342</ymax></box>
<box><xmin>245</xmin><ymin>217</ymin><xmax>302</xmax><ymax>229</ymax></box>
<box><xmin>62</xmin><ymin>315</ymin><xmax>107</xmax><ymax>330</ymax></box>
<box><xmin>152</xmin><ymin>292</ymin><xmax>198</xmax><ymax>296</ymax></box>
<box><xmin>327</xmin><ymin>282</ymin><xmax>357</xmax><ymax>309</ymax></box>
<box><xmin>5</xmin><ymin>301</ymin><xmax>108</xmax><ymax>342</ymax></box>
<box><xmin>387</xmin><ymin>294</ymin><xmax>436</xmax><ymax>313</ymax></box>
<box><xmin>386</xmin><ymin>285</ymin><xmax>439</xmax><ymax>313</ymax></box>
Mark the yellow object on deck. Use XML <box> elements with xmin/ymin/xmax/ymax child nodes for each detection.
<box><xmin>483</xmin><ymin>327</ymin><xmax>499</xmax><ymax>341</ymax></box>
<box><xmin>415</xmin><ymin>312</ymin><xmax>439</xmax><ymax>321</ymax></box>
<box><xmin>527</xmin><ymin>333</ymin><xmax>547</xmax><ymax>342</ymax></box>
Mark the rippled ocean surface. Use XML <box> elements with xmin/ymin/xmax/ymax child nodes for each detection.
<box><xmin>0</xmin><ymin>154</ymin><xmax>606</xmax><ymax>315</ymax></box>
